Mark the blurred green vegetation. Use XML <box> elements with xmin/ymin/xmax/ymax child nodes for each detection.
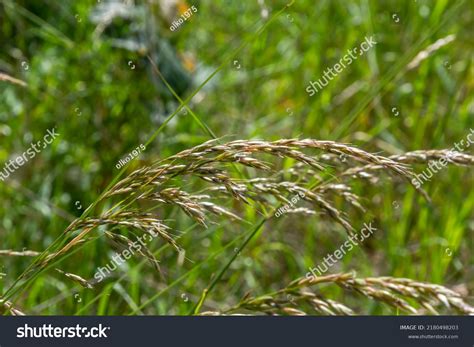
<box><xmin>0</xmin><ymin>0</ymin><xmax>472</xmax><ymax>315</ymax></box>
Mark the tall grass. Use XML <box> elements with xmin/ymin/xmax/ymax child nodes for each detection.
<box><xmin>2</xmin><ymin>137</ymin><xmax>473</xmax><ymax>315</ymax></box>
<box><xmin>0</xmin><ymin>0</ymin><xmax>472</xmax><ymax>315</ymax></box>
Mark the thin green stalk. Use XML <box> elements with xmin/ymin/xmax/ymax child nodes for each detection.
<box><xmin>130</xmin><ymin>228</ymin><xmax>249</xmax><ymax>315</ymax></box>
<box><xmin>190</xmin><ymin>217</ymin><xmax>268</xmax><ymax>315</ymax></box>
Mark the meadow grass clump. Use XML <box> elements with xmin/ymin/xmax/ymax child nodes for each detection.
<box><xmin>1</xmin><ymin>138</ymin><xmax>473</xmax><ymax>315</ymax></box>
<box><xmin>1</xmin><ymin>0</ymin><xmax>472</xmax><ymax>319</ymax></box>
<box><xmin>205</xmin><ymin>272</ymin><xmax>474</xmax><ymax>316</ymax></box>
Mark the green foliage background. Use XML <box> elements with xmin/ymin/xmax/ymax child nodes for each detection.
<box><xmin>0</xmin><ymin>0</ymin><xmax>472</xmax><ymax>314</ymax></box>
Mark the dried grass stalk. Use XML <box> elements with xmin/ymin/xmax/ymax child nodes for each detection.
<box><xmin>222</xmin><ymin>272</ymin><xmax>474</xmax><ymax>316</ymax></box>
<box><xmin>0</xmin><ymin>300</ymin><xmax>25</xmax><ymax>316</ymax></box>
<box><xmin>0</xmin><ymin>249</ymin><xmax>40</xmax><ymax>257</ymax></box>
<box><xmin>29</xmin><ymin>139</ymin><xmax>472</xmax><ymax>296</ymax></box>
<box><xmin>0</xmin><ymin>72</ymin><xmax>27</xmax><ymax>87</ymax></box>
